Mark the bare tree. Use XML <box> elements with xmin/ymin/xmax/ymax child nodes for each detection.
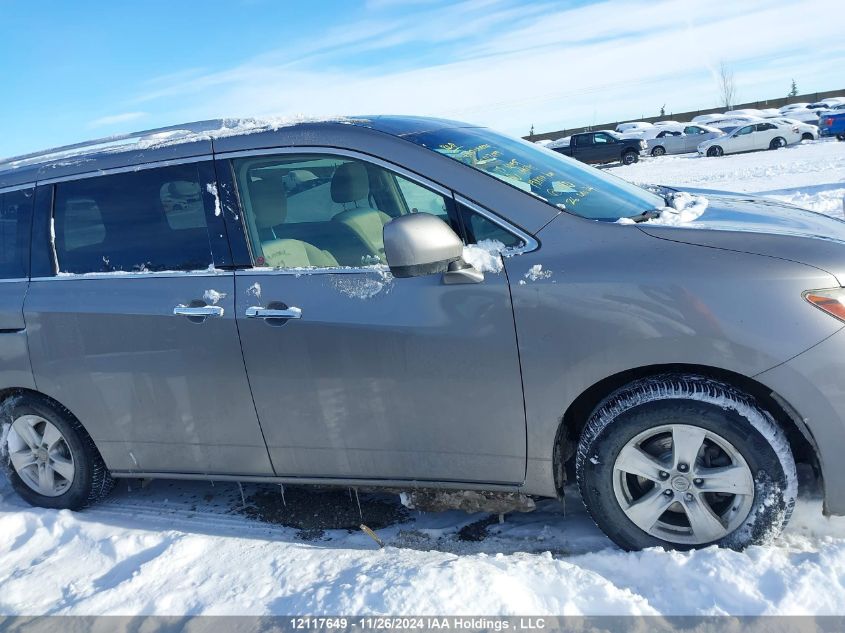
<box><xmin>718</xmin><ymin>62</ymin><xmax>736</xmax><ymax>110</ymax></box>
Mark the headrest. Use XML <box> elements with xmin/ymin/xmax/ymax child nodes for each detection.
<box><xmin>247</xmin><ymin>177</ymin><xmax>287</xmax><ymax>229</ymax></box>
<box><xmin>283</xmin><ymin>169</ymin><xmax>318</xmax><ymax>189</ymax></box>
<box><xmin>330</xmin><ymin>162</ymin><xmax>369</xmax><ymax>203</ymax></box>
<box><xmin>167</xmin><ymin>181</ymin><xmax>201</xmax><ymax>198</ymax></box>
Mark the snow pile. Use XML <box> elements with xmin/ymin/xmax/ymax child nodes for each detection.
<box><xmin>202</xmin><ymin>289</ymin><xmax>226</xmax><ymax>305</ymax></box>
<box><xmin>616</xmin><ymin>192</ymin><xmax>708</xmax><ymax>227</ymax></box>
<box><xmin>767</xmin><ymin>188</ymin><xmax>845</xmax><ymax>219</ymax></box>
<box><xmin>462</xmin><ymin>240</ymin><xmax>505</xmax><ymax>273</ymax></box>
<box><xmin>332</xmin><ymin>269</ymin><xmax>393</xmax><ymax>299</ymax></box>
<box><xmin>524</xmin><ymin>264</ymin><xmax>552</xmax><ymax>282</ymax></box>
<box><xmin>206</xmin><ymin>183</ymin><xmax>222</xmax><ymax>216</ymax></box>
<box><xmin>0</xmin><ymin>475</ymin><xmax>843</xmax><ymax>615</ymax></box>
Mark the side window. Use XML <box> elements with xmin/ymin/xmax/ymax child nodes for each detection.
<box><xmin>736</xmin><ymin>125</ymin><xmax>753</xmax><ymax>136</ymax></box>
<box><xmin>573</xmin><ymin>135</ymin><xmax>592</xmax><ymax>147</ymax></box>
<box><xmin>0</xmin><ymin>188</ymin><xmax>33</xmax><ymax>279</ymax></box>
<box><xmin>593</xmin><ymin>133</ymin><xmax>611</xmax><ymax>144</ymax></box>
<box><xmin>683</xmin><ymin>126</ymin><xmax>701</xmax><ymax>135</ymax></box>
<box><xmin>459</xmin><ymin>203</ymin><xmax>525</xmax><ymax>249</ymax></box>
<box><xmin>53</xmin><ymin>163</ymin><xmax>214</xmax><ymax>274</ymax></box>
<box><xmin>232</xmin><ymin>154</ymin><xmax>455</xmax><ymax>269</ymax></box>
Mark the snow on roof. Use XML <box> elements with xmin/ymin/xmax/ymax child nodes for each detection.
<box><xmin>0</xmin><ymin>116</ymin><xmax>355</xmax><ymax>174</ymax></box>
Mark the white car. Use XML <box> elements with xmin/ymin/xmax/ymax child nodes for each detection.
<box><xmin>772</xmin><ymin>117</ymin><xmax>819</xmax><ymax>141</ymax></box>
<box><xmin>615</xmin><ymin>121</ymin><xmax>653</xmax><ymax>133</ymax></box>
<box><xmin>779</xmin><ymin>102</ymin><xmax>810</xmax><ymax>114</ymax></box>
<box><xmin>697</xmin><ymin>120</ymin><xmax>795</xmax><ymax>157</ymax></box>
<box><xmin>785</xmin><ymin>108</ymin><xmax>827</xmax><ymax>124</ymax></box>
<box><xmin>646</xmin><ymin>124</ymin><xmax>724</xmax><ymax>156</ymax></box>
<box><xmin>724</xmin><ymin>109</ymin><xmax>764</xmax><ymax>117</ymax></box>
<box><xmin>699</xmin><ymin>115</ymin><xmax>765</xmax><ymax>130</ymax></box>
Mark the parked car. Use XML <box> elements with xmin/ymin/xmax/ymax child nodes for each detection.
<box><xmin>551</xmin><ymin>130</ymin><xmax>645</xmax><ymax>165</ymax></box>
<box><xmin>646</xmin><ymin>124</ymin><xmax>723</xmax><ymax>156</ymax></box>
<box><xmin>4</xmin><ymin>115</ymin><xmax>845</xmax><ymax>553</ymax></box>
<box><xmin>785</xmin><ymin>108</ymin><xmax>826</xmax><ymax>124</ymax></box>
<box><xmin>691</xmin><ymin>113</ymin><xmax>721</xmax><ymax>123</ymax></box>
<box><xmin>820</xmin><ymin>111</ymin><xmax>845</xmax><ymax>140</ymax></box>
<box><xmin>779</xmin><ymin>102</ymin><xmax>810</xmax><ymax>114</ymax></box>
<box><xmin>620</xmin><ymin>123</ymin><xmax>683</xmax><ymax>140</ymax></box>
<box><xmin>697</xmin><ymin>120</ymin><xmax>795</xmax><ymax>156</ymax></box>
<box><xmin>772</xmin><ymin>117</ymin><xmax>819</xmax><ymax>141</ymax></box>
<box><xmin>698</xmin><ymin>115</ymin><xmax>765</xmax><ymax>130</ymax></box>
<box><xmin>615</xmin><ymin>121</ymin><xmax>653</xmax><ymax>133</ymax></box>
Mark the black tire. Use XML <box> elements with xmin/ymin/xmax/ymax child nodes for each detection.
<box><xmin>801</xmin><ymin>133</ymin><xmax>814</xmax><ymax>141</ymax></box>
<box><xmin>651</xmin><ymin>146</ymin><xmax>666</xmax><ymax>157</ymax></box>
<box><xmin>576</xmin><ymin>374</ymin><xmax>797</xmax><ymax>551</ymax></box>
<box><xmin>1</xmin><ymin>393</ymin><xmax>113</xmax><ymax>510</ymax></box>
<box><xmin>621</xmin><ymin>151</ymin><xmax>638</xmax><ymax>165</ymax></box>
<box><xmin>769</xmin><ymin>136</ymin><xmax>787</xmax><ymax>150</ymax></box>
<box><xmin>706</xmin><ymin>146</ymin><xmax>723</xmax><ymax>157</ymax></box>
<box><xmin>837</xmin><ymin>135</ymin><xmax>845</xmax><ymax>142</ymax></box>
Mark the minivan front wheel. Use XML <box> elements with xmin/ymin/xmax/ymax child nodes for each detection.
<box><xmin>1</xmin><ymin>394</ymin><xmax>113</xmax><ymax>509</ymax></box>
<box><xmin>576</xmin><ymin>375</ymin><xmax>797</xmax><ymax>551</ymax></box>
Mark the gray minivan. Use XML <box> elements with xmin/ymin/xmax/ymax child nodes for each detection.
<box><xmin>1</xmin><ymin>116</ymin><xmax>845</xmax><ymax>551</ymax></box>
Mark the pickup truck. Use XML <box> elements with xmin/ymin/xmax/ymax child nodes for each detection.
<box><xmin>820</xmin><ymin>112</ymin><xmax>845</xmax><ymax>140</ymax></box>
<box><xmin>552</xmin><ymin>130</ymin><xmax>645</xmax><ymax>165</ymax></box>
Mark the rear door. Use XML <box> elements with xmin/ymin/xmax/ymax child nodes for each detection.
<box><xmin>0</xmin><ymin>187</ymin><xmax>36</xmax><ymax>390</ymax></box>
<box><xmin>24</xmin><ymin>161</ymin><xmax>273</xmax><ymax>476</ymax></box>
<box><xmin>220</xmin><ymin>149</ymin><xmax>527</xmax><ymax>484</ymax></box>
<box><xmin>591</xmin><ymin>133</ymin><xmax>617</xmax><ymax>162</ymax></box>
<box><xmin>571</xmin><ymin>134</ymin><xmax>595</xmax><ymax>162</ymax></box>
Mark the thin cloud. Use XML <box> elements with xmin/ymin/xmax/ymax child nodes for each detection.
<box><xmin>88</xmin><ymin>111</ymin><xmax>148</xmax><ymax>128</ymax></box>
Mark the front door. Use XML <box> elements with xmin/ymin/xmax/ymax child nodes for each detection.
<box><xmin>225</xmin><ymin>150</ymin><xmax>527</xmax><ymax>484</ymax></box>
<box><xmin>24</xmin><ymin>161</ymin><xmax>274</xmax><ymax>476</ymax></box>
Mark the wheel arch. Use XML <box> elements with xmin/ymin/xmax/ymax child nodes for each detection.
<box><xmin>0</xmin><ymin>387</ymin><xmax>94</xmax><ymax>442</ymax></box>
<box><xmin>553</xmin><ymin>363</ymin><xmax>820</xmax><ymax>494</ymax></box>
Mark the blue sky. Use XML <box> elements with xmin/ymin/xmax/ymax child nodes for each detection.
<box><xmin>1</xmin><ymin>0</ymin><xmax>841</xmax><ymax>158</ymax></box>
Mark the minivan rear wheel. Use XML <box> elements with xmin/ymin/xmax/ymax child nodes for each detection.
<box><xmin>576</xmin><ymin>374</ymin><xmax>797</xmax><ymax>551</ymax></box>
<box><xmin>1</xmin><ymin>394</ymin><xmax>113</xmax><ymax>510</ymax></box>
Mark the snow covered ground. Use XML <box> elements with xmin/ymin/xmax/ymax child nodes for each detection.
<box><xmin>607</xmin><ymin>137</ymin><xmax>845</xmax><ymax>218</ymax></box>
<box><xmin>2</xmin><ymin>139</ymin><xmax>845</xmax><ymax>617</ymax></box>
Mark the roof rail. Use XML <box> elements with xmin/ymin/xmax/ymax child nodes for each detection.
<box><xmin>0</xmin><ymin>119</ymin><xmax>226</xmax><ymax>170</ymax></box>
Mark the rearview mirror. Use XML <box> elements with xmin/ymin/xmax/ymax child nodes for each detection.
<box><xmin>384</xmin><ymin>213</ymin><xmax>464</xmax><ymax>278</ymax></box>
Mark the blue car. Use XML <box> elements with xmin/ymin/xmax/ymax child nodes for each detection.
<box><xmin>820</xmin><ymin>111</ymin><xmax>845</xmax><ymax>140</ymax></box>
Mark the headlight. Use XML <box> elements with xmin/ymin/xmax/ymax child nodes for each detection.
<box><xmin>805</xmin><ymin>288</ymin><xmax>845</xmax><ymax>322</ymax></box>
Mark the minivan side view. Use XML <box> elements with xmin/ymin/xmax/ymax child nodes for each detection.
<box><xmin>1</xmin><ymin>116</ymin><xmax>844</xmax><ymax>551</ymax></box>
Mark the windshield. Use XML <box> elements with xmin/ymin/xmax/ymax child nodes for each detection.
<box><xmin>401</xmin><ymin>127</ymin><xmax>664</xmax><ymax>221</ymax></box>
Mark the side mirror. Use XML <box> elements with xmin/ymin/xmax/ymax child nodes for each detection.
<box><xmin>384</xmin><ymin>213</ymin><xmax>468</xmax><ymax>279</ymax></box>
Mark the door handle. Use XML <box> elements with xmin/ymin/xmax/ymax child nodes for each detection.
<box><xmin>173</xmin><ymin>305</ymin><xmax>224</xmax><ymax>318</ymax></box>
<box><xmin>245</xmin><ymin>306</ymin><xmax>302</xmax><ymax>320</ymax></box>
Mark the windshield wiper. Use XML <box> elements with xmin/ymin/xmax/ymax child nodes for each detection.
<box><xmin>628</xmin><ymin>209</ymin><xmax>662</xmax><ymax>223</ymax></box>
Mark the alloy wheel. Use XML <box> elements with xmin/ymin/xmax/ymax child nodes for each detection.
<box><xmin>7</xmin><ymin>415</ymin><xmax>75</xmax><ymax>497</ymax></box>
<box><xmin>612</xmin><ymin>423</ymin><xmax>755</xmax><ymax>545</ymax></box>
